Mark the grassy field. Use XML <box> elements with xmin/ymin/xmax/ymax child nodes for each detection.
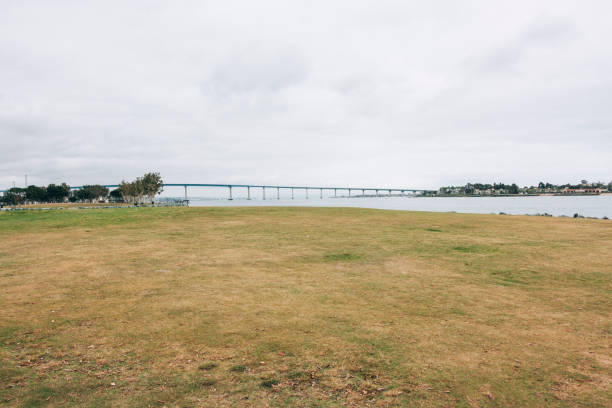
<box><xmin>0</xmin><ymin>207</ymin><xmax>610</xmax><ymax>407</ymax></box>
<box><xmin>2</xmin><ymin>202</ymin><xmax>132</xmax><ymax>209</ymax></box>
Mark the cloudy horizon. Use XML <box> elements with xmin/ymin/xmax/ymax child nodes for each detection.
<box><xmin>1</xmin><ymin>0</ymin><xmax>611</xmax><ymax>190</ymax></box>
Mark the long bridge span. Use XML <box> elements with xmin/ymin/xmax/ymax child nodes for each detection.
<box><xmin>2</xmin><ymin>183</ymin><xmax>432</xmax><ymax>200</ymax></box>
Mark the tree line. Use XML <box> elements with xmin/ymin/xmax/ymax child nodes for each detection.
<box><xmin>435</xmin><ymin>179</ymin><xmax>612</xmax><ymax>196</ymax></box>
<box><xmin>1</xmin><ymin>172</ymin><xmax>163</xmax><ymax>206</ymax></box>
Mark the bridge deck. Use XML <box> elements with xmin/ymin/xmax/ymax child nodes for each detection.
<box><xmin>2</xmin><ymin>183</ymin><xmax>431</xmax><ymax>194</ymax></box>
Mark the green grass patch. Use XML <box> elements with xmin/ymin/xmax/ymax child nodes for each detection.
<box><xmin>452</xmin><ymin>244</ymin><xmax>497</xmax><ymax>253</ymax></box>
<box><xmin>260</xmin><ymin>379</ymin><xmax>279</xmax><ymax>388</ymax></box>
<box><xmin>324</xmin><ymin>252</ymin><xmax>362</xmax><ymax>261</ymax></box>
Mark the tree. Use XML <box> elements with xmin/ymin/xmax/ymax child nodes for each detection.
<box><xmin>47</xmin><ymin>183</ymin><xmax>70</xmax><ymax>202</ymax></box>
<box><xmin>118</xmin><ymin>180</ymin><xmax>143</xmax><ymax>204</ymax></box>
<box><xmin>133</xmin><ymin>178</ymin><xmax>145</xmax><ymax>204</ymax></box>
<box><xmin>77</xmin><ymin>185</ymin><xmax>109</xmax><ymax>202</ymax></box>
<box><xmin>141</xmin><ymin>172</ymin><xmax>164</xmax><ymax>202</ymax></box>
<box><xmin>75</xmin><ymin>188</ymin><xmax>95</xmax><ymax>202</ymax></box>
<box><xmin>2</xmin><ymin>188</ymin><xmax>26</xmax><ymax>205</ymax></box>
<box><xmin>26</xmin><ymin>185</ymin><xmax>47</xmax><ymax>203</ymax></box>
<box><xmin>119</xmin><ymin>180</ymin><xmax>135</xmax><ymax>203</ymax></box>
<box><xmin>509</xmin><ymin>183</ymin><xmax>519</xmax><ymax>194</ymax></box>
<box><xmin>109</xmin><ymin>188</ymin><xmax>123</xmax><ymax>202</ymax></box>
<box><xmin>117</xmin><ymin>173</ymin><xmax>164</xmax><ymax>204</ymax></box>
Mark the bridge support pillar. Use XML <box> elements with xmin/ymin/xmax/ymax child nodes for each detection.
<box><xmin>320</xmin><ymin>188</ymin><xmax>323</xmax><ymax>199</ymax></box>
<box><xmin>247</xmin><ymin>186</ymin><xmax>251</xmax><ymax>200</ymax></box>
<box><xmin>306</xmin><ymin>188</ymin><xmax>309</xmax><ymax>199</ymax></box>
<box><xmin>229</xmin><ymin>186</ymin><xmax>233</xmax><ymax>200</ymax></box>
<box><xmin>277</xmin><ymin>187</ymin><xmax>280</xmax><ymax>200</ymax></box>
<box><xmin>362</xmin><ymin>189</ymin><xmax>365</xmax><ymax>196</ymax></box>
<box><xmin>184</xmin><ymin>185</ymin><xmax>188</xmax><ymax>200</ymax></box>
<box><xmin>389</xmin><ymin>189</ymin><xmax>392</xmax><ymax>196</ymax></box>
<box><xmin>334</xmin><ymin>188</ymin><xmax>337</xmax><ymax>197</ymax></box>
<box><xmin>291</xmin><ymin>188</ymin><xmax>294</xmax><ymax>199</ymax></box>
<box><xmin>263</xmin><ymin>187</ymin><xmax>266</xmax><ymax>200</ymax></box>
<box><xmin>348</xmin><ymin>189</ymin><xmax>351</xmax><ymax>197</ymax></box>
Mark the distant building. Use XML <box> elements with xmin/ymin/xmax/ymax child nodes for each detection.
<box><xmin>560</xmin><ymin>187</ymin><xmax>603</xmax><ymax>195</ymax></box>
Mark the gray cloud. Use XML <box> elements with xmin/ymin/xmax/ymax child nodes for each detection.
<box><xmin>0</xmin><ymin>0</ymin><xmax>610</xmax><ymax>190</ymax></box>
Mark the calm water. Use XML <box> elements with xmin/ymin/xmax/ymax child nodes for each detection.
<box><xmin>184</xmin><ymin>195</ymin><xmax>612</xmax><ymax>218</ymax></box>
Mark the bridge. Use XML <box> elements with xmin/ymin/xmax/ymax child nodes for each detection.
<box><xmin>1</xmin><ymin>183</ymin><xmax>431</xmax><ymax>200</ymax></box>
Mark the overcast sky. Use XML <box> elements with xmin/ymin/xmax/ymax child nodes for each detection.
<box><xmin>1</xmin><ymin>0</ymin><xmax>611</xmax><ymax>190</ymax></box>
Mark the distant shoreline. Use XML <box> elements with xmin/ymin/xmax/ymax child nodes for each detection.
<box><xmin>426</xmin><ymin>193</ymin><xmax>607</xmax><ymax>198</ymax></box>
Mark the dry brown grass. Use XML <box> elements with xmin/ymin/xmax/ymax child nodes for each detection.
<box><xmin>0</xmin><ymin>207</ymin><xmax>610</xmax><ymax>407</ymax></box>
